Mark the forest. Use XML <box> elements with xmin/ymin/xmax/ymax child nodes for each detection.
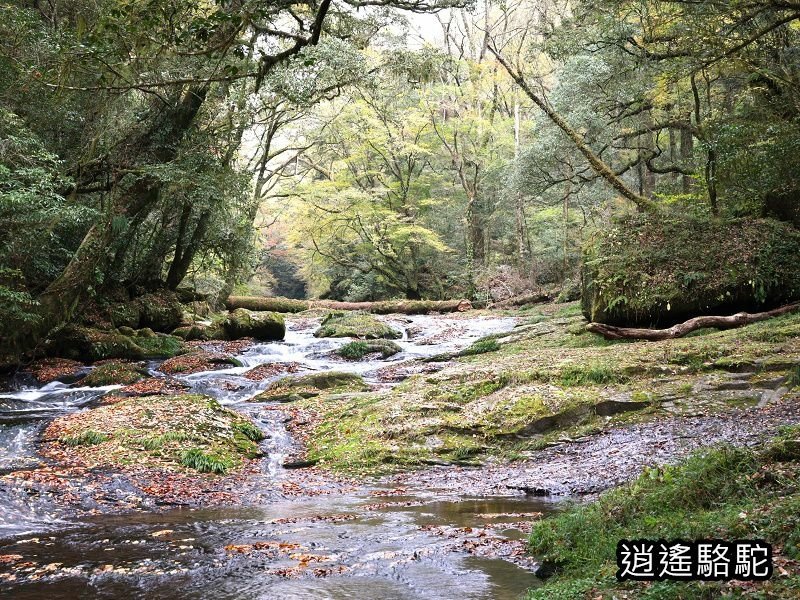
<box><xmin>1</xmin><ymin>0</ymin><xmax>799</xmax><ymax>598</ymax></box>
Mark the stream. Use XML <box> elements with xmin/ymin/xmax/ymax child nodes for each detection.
<box><xmin>0</xmin><ymin>315</ymin><xmax>559</xmax><ymax>599</ymax></box>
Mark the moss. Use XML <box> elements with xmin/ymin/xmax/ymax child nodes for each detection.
<box><xmin>218</xmin><ymin>308</ymin><xmax>285</xmax><ymax>341</ymax></box>
<box><xmin>134</xmin><ymin>290</ymin><xmax>185</xmax><ymax>332</ymax></box>
<box><xmin>461</xmin><ymin>338</ymin><xmax>501</xmax><ymax>355</ymax></box>
<box><xmin>171</xmin><ymin>325</ymin><xmax>210</xmax><ymax>341</ymax></box>
<box><xmin>526</xmin><ymin>427</ymin><xmax>800</xmax><ymax>599</ymax></box>
<box><xmin>583</xmin><ymin>215</ymin><xmax>800</xmax><ymax>326</ymax></box>
<box><xmin>46</xmin><ymin>325</ymin><xmax>185</xmax><ymax>362</ymax></box>
<box><xmin>252</xmin><ymin>371</ymin><xmax>368</xmax><ymax>402</ymax></box>
<box><xmin>82</xmin><ymin>361</ymin><xmax>149</xmax><ymax>387</ymax></box>
<box><xmin>337</xmin><ymin>339</ymin><xmax>403</xmax><ymax>359</ymax></box>
<box><xmin>314</xmin><ymin>311</ymin><xmax>401</xmax><ymax>339</ymax></box>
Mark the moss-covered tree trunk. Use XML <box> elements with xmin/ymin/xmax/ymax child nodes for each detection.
<box><xmin>21</xmin><ymin>87</ymin><xmax>208</xmax><ymax>353</ymax></box>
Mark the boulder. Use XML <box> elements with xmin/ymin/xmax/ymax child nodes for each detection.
<box><xmin>337</xmin><ymin>339</ymin><xmax>403</xmax><ymax>360</ymax></box>
<box><xmin>582</xmin><ymin>216</ymin><xmax>800</xmax><ymax>327</ymax></box>
<box><xmin>46</xmin><ymin>325</ymin><xmax>185</xmax><ymax>362</ymax></box>
<box><xmin>251</xmin><ymin>371</ymin><xmax>368</xmax><ymax>402</ymax></box>
<box><xmin>134</xmin><ymin>290</ymin><xmax>185</xmax><ymax>332</ymax></box>
<box><xmin>314</xmin><ymin>311</ymin><xmax>401</xmax><ymax>339</ymax></box>
<box><xmin>217</xmin><ymin>308</ymin><xmax>285</xmax><ymax>341</ymax></box>
<box><xmin>81</xmin><ymin>361</ymin><xmax>149</xmax><ymax>387</ymax></box>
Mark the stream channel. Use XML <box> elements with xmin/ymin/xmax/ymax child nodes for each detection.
<box><xmin>0</xmin><ymin>315</ymin><xmax>561</xmax><ymax>599</ymax></box>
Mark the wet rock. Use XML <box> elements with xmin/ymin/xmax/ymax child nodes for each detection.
<box><xmin>217</xmin><ymin>308</ymin><xmax>285</xmax><ymax>341</ymax></box>
<box><xmin>251</xmin><ymin>371</ymin><xmax>369</xmax><ymax>402</ymax></box>
<box><xmin>282</xmin><ymin>459</ymin><xmax>320</xmax><ymax>469</ymax></box>
<box><xmin>158</xmin><ymin>351</ymin><xmax>242</xmax><ymax>375</ymax></box>
<box><xmin>81</xmin><ymin>361</ymin><xmax>149</xmax><ymax>387</ymax></box>
<box><xmin>314</xmin><ymin>311</ymin><xmax>401</xmax><ymax>340</ymax></box>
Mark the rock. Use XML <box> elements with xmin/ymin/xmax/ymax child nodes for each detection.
<box><xmin>45</xmin><ymin>326</ymin><xmax>186</xmax><ymax>362</ymax></box>
<box><xmin>171</xmin><ymin>325</ymin><xmax>211</xmax><ymax>341</ymax></box>
<box><xmin>314</xmin><ymin>311</ymin><xmax>401</xmax><ymax>339</ymax></box>
<box><xmin>134</xmin><ymin>290</ymin><xmax>185</xmax><ymax>332</ymax></box>
<box><xmin>159</xmin><ymin>351</ymin><xmax>242</xmax><ymax>375</ymax></box>
<box><xmin>82</xmin><ymin>361</ymin><xmax>149</xmax><ymax>387</ymax></box>
<box><xmin>337</xmin><ymin>339</ymin><xmax>403</xmax><ymax>360</ymax></box>
<box><xmin>251</xmin><ymin>371</ymin><xmax>368</xmax><ymax>402</ymax></box>
<box><xmin>218</xmin><ymin>308</ymin><xmax>285</xmax><ymax>341</ymax></box>
<box><xmin>282</xmin><ymin>458</ymin><xmax>320</xmax><ymax>469</ymax></box>
<box><xmin>582</xmin><ymin>216</ymin><xmax>800</xmax><ymax>326</ymax></box>
<box><xmin>45</xmin><ymin>394</ymin><xmax>264</xmax><ymax>475</ymax></box>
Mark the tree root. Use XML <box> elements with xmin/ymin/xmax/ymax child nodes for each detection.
<box><xmin>586</xmin><ymin>302</ymin><xmax>800</xmax><ymax>341</ymax></box>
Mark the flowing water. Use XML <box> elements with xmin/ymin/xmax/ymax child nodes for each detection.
<box><xmin>0</xmin><ymin>315</ymin><xmax>559</xmax><ymax>599</ymax></box>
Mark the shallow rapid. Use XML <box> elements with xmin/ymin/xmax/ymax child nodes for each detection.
<box><xmin>0</xmin><ymin>314</ymin><xmax>556</xmax><ymax>599</ymax></box>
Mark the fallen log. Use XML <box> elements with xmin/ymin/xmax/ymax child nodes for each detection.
<box><xmin>586</xmin><ymin>302</ymin><xmax>800</xmax><ymax>341</ymax></box>
<box><xmin>225</xmin><ymin>296</ymin><xmax>473</xmax><ymax>315</ymax></box>
<box><xmin>490</xmin><ymin>292</ymin><xmax>552</xmax><ymax>308</ymax></box>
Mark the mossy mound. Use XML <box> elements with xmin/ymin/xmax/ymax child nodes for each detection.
<box><xmin>158</xmin><ymin>351</ymin><xmax>242</xmax><ymax>375</ymax></box>
<box><xmin>337</xmin><ymin>339</ymin><xmax>403</xmax><ymax>360</ymax></box>
<box><xmin>46</xmin><ymin>394</ymin><xmax>265</xmax><ymax>474</ymax></box>
<box><xmin>314</xmin><ymin>312</ymin><xmax>401</xmax><ymax>339</ymax></box>
<box><xmin>216</xmin><ymin>308</ymin><xmax>285</xmax><ymax>341</ymax></box>
<box><xmin>46</xmin><ymin>325</ymin><xmax>186</xmax><ymax>362</ymax></box>
<box><xmin>45</xmin><ymin>325</ymin><xmax>186</xmax><ymax>362</ymax></box>
<box><xmin>82</xmin><ymin>289</ymin><xmax>185</xmax><ymax>332</ymax></box>
<box><xmin>171</xmin><ymin>324</ymin><xmax>211</xmax><ymax>341</ymax></box>
<box><xmin>251</xmin><ymin>371</ymin><xmax>368</xmax><ymax>402</ymax></box>
<box><xmin>81</xmin><ymin>361</ymin><xmax>149</xmax><ymax>387</ymax></box>
<box><xmin>134</xmin><ymin>290</ymin><xmax>185</xmax><ymax>332</ymax></box>
<box><xmin>583</xmin><ymin>216</ymin><xmax>800</xmax><ymax>326</ymax></box>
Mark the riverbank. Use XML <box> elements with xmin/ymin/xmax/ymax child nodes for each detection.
<box><xmin>1</xmin><ymin>303</ymin><xmax>799</xmax><ymax>597</ymax></box>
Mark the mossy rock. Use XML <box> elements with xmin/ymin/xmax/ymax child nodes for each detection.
<box><xmin>134</xmin><ymin>290</ymin><xmax>185</xmax><ymax>332</ymax></box>
<box><xmin>251</xmin><ymin>371</ymin><xmax>368</xmax><ymax>402</ymax></box>
<box><xmin>47</xmin><ymin>394</ymin><xmax>264</xmax><ymax>474</ymax></box>
<box><xmin>314</xmin><ymin>311</ymin><xmax>401</xmax><ymax>339</ymax></box>
<box><xmin>46</xmin><ymin>325</ymin><xmax>185</xmax><ymax>362</ymax></box>
<box><xmin>337</xmin><ymin>339</ymin><xmax>403</xmax><ymax>360</ymax></box>
<box><xmin>171</xmin><ymin>325</ymin><xmax>210</xmax><ymax>341</ymax></box>
<box><xmin>82</xmin><ymin>361</ymin><xmax>149</xmax><ymax>387</ymax></box>
<box><xmin>217</xmin><ymin>308</ymin><xmax>285</xmax><ymax>341</ymax></box>
<box><xmin>582</xmin><ymin>216</ymin><xmax>800</xmax><ymax>326</ymax></box>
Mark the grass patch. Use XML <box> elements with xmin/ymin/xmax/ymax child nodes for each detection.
<box><xmin>461</xmin><ymin>338</ymin><xmax>501</xmax><ymax>355</ymax></box>
<box><xmin>527</xmin><ymin>426</ymin><xmax>800</xmax><ymax>598</ymax></box>
<box><xmin>557</xmin><ymin>363</ymin><xmax>625</xmax><ymax>386</ymax></box>
<box><xmin>180</xmin><ymin>448</ymin><xmax>234</xmax><ymax>474</ymax></box>
<box><xmin>337</xmin><ymin>339</ymin><xmax>402</xmax><ymax>359</ymax></box>
<box><xmin>61</xmin><ymin>429</ymin><xmax>108</xmax><ymax>446</ymax></box>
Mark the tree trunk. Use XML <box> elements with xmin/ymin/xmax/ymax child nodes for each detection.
<box><xmin>23</xmin><ymin>86</ymin><xmax>208</xmax><ymax>351</ymax></box>
<box><xmin>166</xmin><ymin>210</ymin><xmax>211</xmax><ymax>289</ymax></box>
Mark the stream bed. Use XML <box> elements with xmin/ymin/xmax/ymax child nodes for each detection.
<box><xmin>0</xmin><ymin>314</ymin><xmax>557</xmax><ymax>599</ymax></box>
